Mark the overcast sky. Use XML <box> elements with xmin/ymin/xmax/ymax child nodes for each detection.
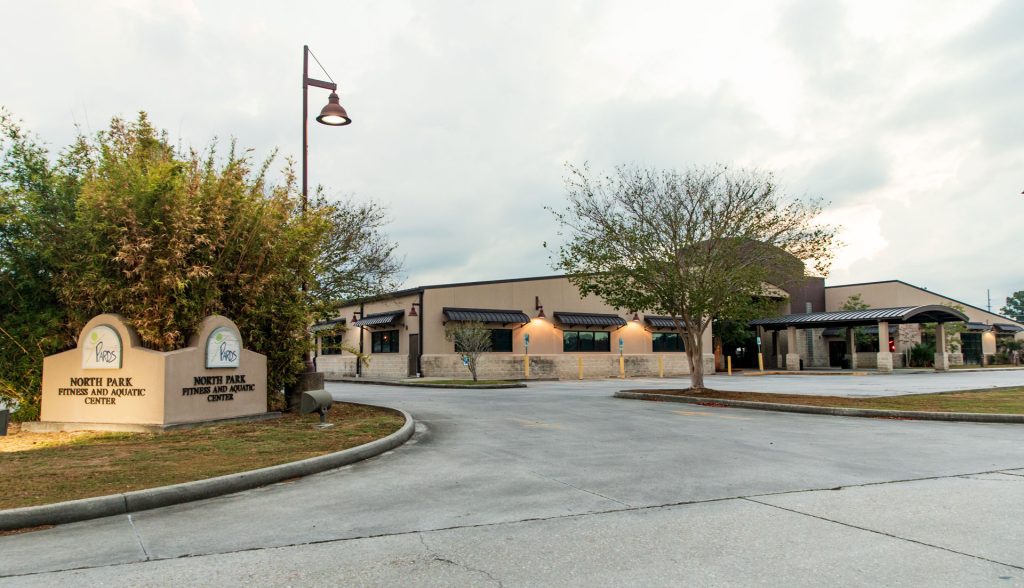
<box><xmin>3</xmin><ymin>0</ymin><xmax>1021</xmax><ymax>314</ymax></box>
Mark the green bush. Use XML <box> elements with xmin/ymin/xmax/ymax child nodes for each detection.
<box><xmin>908</xmin><ymin>342</ymin><xmax>934</xmax><ymax>367</ymax></box>
<box><xmin>0</xmin><ymin>111</ymin><xmax>399</xmax><ymax>420</ymax></box>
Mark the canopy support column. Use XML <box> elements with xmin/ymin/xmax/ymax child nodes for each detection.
<box><xmin>785</xmin><ymin>325</ymin><xmax>801</xmax><ymax>371</ymax></box>
<box><xmin>876</xmin><ymin>320</ymin><xmax>893</xmax><ymax>373</ymax></box>
<box><xmin>847</xmin><ymin>327</ymin><xmax>858</xmax><ymax>369</ymax></box>
<box><xmin>934</xmin><ymin>322</ymin><xmax>950</xmax><ymax>371</ymax></box>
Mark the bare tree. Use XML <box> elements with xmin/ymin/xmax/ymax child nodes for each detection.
<box><xmin>444</xmin><ymin>321</ymin><xmax>492</xmax><ymax>381</ymax></box>
<box><xmin>548</xmin><ymin>163</ymin><xmax>837</xmax><ymax>389</ymax></box>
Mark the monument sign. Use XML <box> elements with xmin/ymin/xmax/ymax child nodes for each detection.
<box><xmin>32</xmin><ymin>314</ymin><xmax>268</xmax><ymax>431</ymax></box>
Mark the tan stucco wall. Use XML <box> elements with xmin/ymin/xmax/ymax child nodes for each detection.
<box><xmin>40</xmin><ymin>314</ymin><xmax>267</xmax><ymax>426</ymax></box>
<box><xmin>327</xmin><ymin>276</ymin><xmax>714</xmax><ymax>379</ymax></box>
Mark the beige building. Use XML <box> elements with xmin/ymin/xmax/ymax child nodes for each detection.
<box><xmin>756</xmin><ymin>279</ymin><xmax>1024</xmax><ymax>372</ymax></box>
<box><xmin>315</xmin><ymin>275</ymin><xmax>715</xmax><ymax>380</ymax></box>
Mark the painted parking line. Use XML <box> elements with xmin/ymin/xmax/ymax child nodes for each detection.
<box><xmin>672</xmin><ymin>409</ymin><xmax>751</xmax><ymax>421</ymax></box>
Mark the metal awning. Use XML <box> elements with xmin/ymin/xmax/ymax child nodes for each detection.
<box><xmin>554</xmin><ymin>312</ymin><xmax>627</xmax><ymax>327</ymax></box>
<box><xmin>995</xmin><ymin>323</ymin><xmax>1023</xmax><ymax>333</ymax></box>
<box><xmin>311</xmin><ymin>318</ymin><xmax>346</xmax><ymax>332</ymax></box>
<box><xmin>645</xmin><ymin>315</ymin><xmax>685</xmax><ymax>329</ymax></box>
<box><xmin>443</xmin><ymin>307</ymin><xmax>530</xmax><ymax>324</ymax></box>
<box><xmin>353</xmin><ymin>310</ymin><xmax>404</xmax><ymax>327</ymax></box>
<box><xmin>965</xmin><ymin>322</ymin><xmax>992</xmax><ymax>332</ymax></box>
<box><xmin>822</xmin><ymin>325</ymin><xmax>897</xmax><ymax>337</ymax></box>
<box><xmin>749</xmin><ymin>305</ymin><xmax>969</xmax><ymax>330</ymax></box>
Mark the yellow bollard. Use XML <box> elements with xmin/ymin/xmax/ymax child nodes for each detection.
<box><xmin>658</xmin><ymin>354</ymin><xmax>664</xmax><ymax>378</ymax></box>
<box><xmin>757</xmin><ymin>352</ymin><xmax>764</xmax><ymax>372</ymax></box>
<box><xmin>578</xmin><ymin>355</ymin><xmax>583</xmax><ymax>380</ymax></box>
<box><xmin>525</xmin><ymin>355</ymin><xmax>530</xmax><ymax>379</ymax></box>
<box><xmin>727</xmin><ymin>355</ymin><xmax>732</xmax><ymax>376</ymax></box>
<box><xmin>619</xmin><ymin>356</ymin><xmax>625</xmax><ymax>379</ymax></box>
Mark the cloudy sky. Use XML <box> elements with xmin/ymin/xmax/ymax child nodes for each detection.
<box><xmin>3</xmin><ymin>0</ymin><xmax>1021</xmax><ymax>313</ymax></box>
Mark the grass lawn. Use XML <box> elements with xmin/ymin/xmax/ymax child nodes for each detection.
<box><xmin>0</xmin><ymin>403</ymin><xmax>403</xmax><ymax>510</ymax></box>
<box><xmin>630</xmin><ymin>387</ymin><xmax>1024</xmax><ymax>414</ymax></box>
<box><xmin>405</xmin><ymin>379</ymin><xmax>520</xmax><ymax>386</ymax></box>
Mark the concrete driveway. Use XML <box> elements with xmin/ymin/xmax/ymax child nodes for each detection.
<box><xmin>2</xmin><ymin>373</ymin><xmax>1024</xmax><ymax>586</ymax></box>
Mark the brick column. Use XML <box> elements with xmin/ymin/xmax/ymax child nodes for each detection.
<box><xmin>785</xmin><ymin>325</ymin><xmax>801</xmax><ymax>371</ymax></box>
<box><xmin>876</xmin><ymin>320</ymin><xmax>893</xmax><ymax>373</ymax></box>
<box><xmin>847</xmin><ymin>327</ymin><xmax>858</xmax><ymax>369</ymax></box>
<box><xmin>934</xmin><ymin>322</ymin><xmax>950</xmax><ymax>371</ymax></box>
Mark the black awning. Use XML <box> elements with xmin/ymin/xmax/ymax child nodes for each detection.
<box><xmin>311</xmin><ymin>318</ymin><xmax>346</xmax><ymax>332</ymax></box>
<box><xmin>995</xmin><ymin>323</ymin><xmax>1023</xmax><ymax>333</ymax></box>
<box><xmin>554</xmin><ymin>312</ymin><xmax>627</xmax><ymax>327</ymax></box>
<box><xmin>750</xmin><ymin>305</ymin><xmax>969</xmax><ymax>330</ymax></box>
<box><xmin>353</xmin><ymin>310</ymin><xmax>404</xmax><ymax>327</ymax></box>
<box><xmin>645</xmin><ymin>316</ymin><xmax>684</xmax><ymax>329</ymax></box>
<box><xmin>443</xmin><ymin>307</ymin><xmax>530</xmax><ymax>324</ymax></box>
<box><xmin>965</xmin><ymin>322</ymin><xmax>993</xmax><ymax>332</ymax></box>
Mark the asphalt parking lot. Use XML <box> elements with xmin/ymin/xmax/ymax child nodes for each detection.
<box><xmin>2</xmin><ymin>372</ymin><xmax>1023</xmax><ymax>586</ymax></box>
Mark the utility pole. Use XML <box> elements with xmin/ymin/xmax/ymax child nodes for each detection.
<box><xmin>987</xmin><ymin>289</ymin><xmax>992</xmax><ymax>312</ymax></box>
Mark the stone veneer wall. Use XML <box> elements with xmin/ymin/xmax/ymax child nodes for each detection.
<box><xmin>420</xmin><ymin>353</ymin><xmax>713</xmax><ymax>380</ymax></box>
<box><xmin>317</xmin><ymin>355</ymin><xmax>357</xmax><ymax>379</ymax></box>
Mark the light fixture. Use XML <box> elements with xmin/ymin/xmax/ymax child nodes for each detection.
<box><xmin>535</xmin><ymin>296</ymin><xmax>546</xmax><ymax>319</ymax></box>
<box><xmin>409</xmin><ymin>302</ymin><xmax>420</xmax><ymax>317</ymax></box>
<box><xmin>631</xmin><ymin>312</ymin><xmax>640</xmax><ymax>322</ymax></box>
<box><xmin>352</xmin><ymin>311</ymin><xmax>361</xmax><ymax>323</ymax></box>
<box><xmin>316</xmin><ymin>92</ymin><xmax>352</xmax><ymax>126</ymax></box>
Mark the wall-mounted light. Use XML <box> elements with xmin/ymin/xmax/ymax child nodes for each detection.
<box><xmin>352</xmin><ymin>311</ymin><xmax>361</xmax><ymax>323</ymax></box>
<box><xmin>535</xmin><ymin>296</ymin><xmax>546</xmax><ymax>319</ymax></box>
<box><xmin>631</xmin><ymin>312</ymin><xmax>640</xmax><ymax>322</ymax></box>
<box><xmin>409</xmin><ymin>302</ymin><xmax>420</xmax><ymax>317</ymax></box>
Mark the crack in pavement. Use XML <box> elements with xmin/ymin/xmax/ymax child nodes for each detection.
<box><xmin>741</xmin><ymin>497</ymin><xmax>1024</xmax><ymax>572</ymax></box>
<box><xmin>126</xmin><ymin>515</ymin><xmax>150</xmax><ymax>561</ymax></box>
<box><xmin>526</xmin><ymin>469</ymin><xmax>633</xmax><ymax>508</ymax></box>
<box><xmin>418</xmin><ymin>532</ymin><xmax>504</xmax><ymax>587</ymax></box>
<box><xmin>4</xmin><ymin>464</ymin><xmax>1023</xmax><ymax>580</ymax></box>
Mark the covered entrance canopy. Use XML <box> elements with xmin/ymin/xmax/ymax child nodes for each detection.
<box><xmin>749</xmin><ymin>305</ymin><xmax>969</xmax><ymax>373</ymax></box>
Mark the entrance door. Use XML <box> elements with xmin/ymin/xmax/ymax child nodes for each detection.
<box><xmin>408</xmin><ymin>334</ymin><xmax>420</xmax><ymax>376</ymax></box>
<box><xmin>960</xmin><ymin>332</ymin><xmax>982</xmax><ymax>364</ymax></box>
<box><xmin>829</xmin><ymin>341</ymin><xmax>847</xmax><ymax>368</ymax></box>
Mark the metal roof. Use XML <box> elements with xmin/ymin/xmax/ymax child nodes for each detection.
<box><xmin>995</xmin><ymin>323</ymin><xmax>1023</xmax><ymax>333</ymax></box>
<box><xmin>965</xmin><ymin>322</ymin><xmax>992</xmax><ymax>332</ymax></box>
<box><xmin>353</xmin><ymin>310</ymin><xmax>404</xmax><ymax>327</ymax></box>
<box><xmin>443</xmin><ymin>307</ymin><xmax>530</xmax><ymax>324</ymax></box>
<box><xmin>554</xmin><ymin>312</ymin><xmax>627</xmax><ymax>327</ymax></box>
<box><xmin>749</xmin><ymin>305</ymin><xmax>969</xmax><ymax>330</ymax></box>
<box><xmin>644</xmin><ymin>316</ymin><xmax>685</xmax><ymax>329</ymax></box>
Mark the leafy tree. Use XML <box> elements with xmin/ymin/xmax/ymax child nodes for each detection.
<box><xmin>0</xmin><ymin>111</ymin><xmax>400</xmax><ymax>418</ymax></box>
<box><xmin>919</xmin><ymin>303</ymin><xmax>966</xmax><ymax>353</ymax></box>
<box><xmin>1002</xmin><ymin>291</ymin><xmax>1024</xmax><ymax>322</ymax></box>
<box><xmin>840</xmin><ymin>294</ymin><xmax>874</xmax><ymax>351</ymax></box>
<box><xmin>444</xmin><ymin>321</ymin><xmax>492</xmax><ymax>381</ymax></box>
<box><xmin>548</xmin><ymin>163</ymin><xmax>837</xmax><ymax>389</ymax></box>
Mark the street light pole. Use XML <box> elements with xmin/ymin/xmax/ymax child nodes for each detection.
<box><xmin>291</xmin><ymin>45</ymin><xmax>351</xmax><ymax>408</ymax></box>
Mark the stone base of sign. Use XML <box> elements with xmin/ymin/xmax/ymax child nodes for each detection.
<box><xmin>40</xmin><ymin>314</ymin><xmax>267</xmax><ymax>427</ymax></box>
<box><xmin>23</xmin><ymin>411</ymin><xmax>282</xmax><ymax>434</ymax></box>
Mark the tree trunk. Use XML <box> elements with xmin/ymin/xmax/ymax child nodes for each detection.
<box><xmin>688</xmin><ymin>331</ymin><xmax>705</xmax><ymax>390</ymax></box>
<box><xmin>469</xmin><ymin>357</ymin><xmax>478</xmax><ymax>381</ymax></box>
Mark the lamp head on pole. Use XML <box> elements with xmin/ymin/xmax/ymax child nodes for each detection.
<box><xmin>317</xmin><ymin>92</ymin><xmax>351</xmax><ymax>126</ymax></box>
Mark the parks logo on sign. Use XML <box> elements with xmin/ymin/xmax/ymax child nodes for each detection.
<box><xmin>82</xmin><ymin>325</ymin><xmax>122</xmax><ymax>370</ymax></box>
<box><xmin>206</xmin><ymin>327</ymin><xmax>241</xmax><ymax>368</ymax></box>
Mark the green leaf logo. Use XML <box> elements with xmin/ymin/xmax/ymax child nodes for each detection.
<box><xmin>216</xmin><ymin>333</ymin><xmax>224</xmax><ymax>342</ymax></box>
<box><xmin>90</xmin><ymin>332</ymin><xmax>99</xmax><ymax>342</ymax></box>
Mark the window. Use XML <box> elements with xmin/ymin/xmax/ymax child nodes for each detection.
<box><xmin>652</xmin><ymin>332</ymin><xmax>685</xmax><ymax>352</ymax></box>
<box><xmin>321</xmin><ymin>334</ymin><xmax>344</xmax><ymax>355</ymax></box>
<box><xmin>454</xmin><ymin>329</ymin><xmax>514</xmax><ymax>353</ymax></box>
<box><xmin>371</xmin><ymin>330</ymin><xmax>399</xmax><ymax>353</ymax></box>
<box><xmin>563</xmin><ymin>330</ymin><xmax>611</xmax><ymax>352</ymax></box>
<box><xmin>490</xmin><ymin>329</ymin><xmax>513</xmax><ymax>352</ymax></box>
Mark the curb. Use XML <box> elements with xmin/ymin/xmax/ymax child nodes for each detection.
<box><xmin>614</xmin><ymin>391</ymin><xmax>1024</xmax><ymax>424</ymax></box>
<box><xmin>332</xmin><ymin>378</ymin><xmax>526</xmax><ymax>389</ymax></box>
<box><xmin>0</xmin><ymin>406</ymin><xmax>415</xmax><ymax>531</ymax></box>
